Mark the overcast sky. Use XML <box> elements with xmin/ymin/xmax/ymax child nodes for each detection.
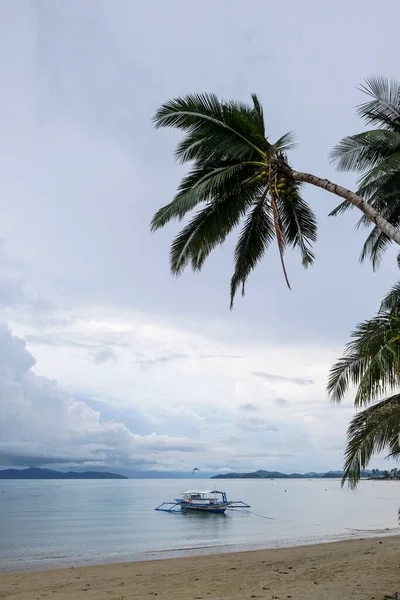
<box><xmin>0</xmin><ymin>0</ymin><xmax>398</xmax><ymax>475</ymax></box>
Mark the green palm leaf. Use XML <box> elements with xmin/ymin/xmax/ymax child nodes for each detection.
<box><xmin>330</xmin><ymin>279</ymin><xmax>400</xmax><ymax>501</ymax></box>
<box><xmin>150</xmin><ymin>162</ymin><xmax>251</xmax><ymax>230</ymax></box>
<box><xmin>230</xmin><ymin>194</ymin><xmax>274</xmax><ymax>308</ymax></box>
<box><xmin>327</xmin><ymin>313</ymin><xmax>400</xmax><ymax>406</ymax></box>
<box><xmin>380</xmin><ymin>281</ymin><xmax>400</xmax><ymax>313</ymax></box>
<box><xmin>277</xmin><ymin>189</ymin><xmax>317</xmax><ymax>267</ymax></box>
<box><xmin>352</xmin><ymin>186</ymin><xmax>400</xmax><ymax>268</ymax></box>
<box><xmin>341</xmin><ymin>394</ymin><xmax>400</xmax><ymax>489</ymax></box>
<box><xmin>358</xmin><ymin>152</ymin><xmax>400</xmax><ymax>197</ymax></box>
<box><xmin>169</xmin><ymin>190</ymin><xmax>252</xmax><ymax>275</ymax></box>
<box><xmin>357</xmin><ymin>76</ymin><xmax>400</xmax><ymax>131</ymax></box>
<box><xmin>330</xmin><ymin>130</ymin><xmax>400</xmax><ymax>174</ymax></box>
<box><xmin>153</xmin><ymin>94</ymin><xmax>268</xmax><ymax>160</ymax></box>
<box><xmin>151</xmin><ymin>93</ymin><xmax>318</xmax><ymax>306</ymax></box>
<box><xmin>329</xmin><ymin>77</ymin><xmax>400</xmax><ymax>262</ymax></box>
<box><xmin>250</xmin><ymin>93</ymin><xmax>265</xmax><ymax>135</ymax></box>
<box><xmin>271</xmin><ymin>132</ymin><xmax>297</xmax><ymax>153</ymax></box>
<box><xmin>358</xmin><ymin>227</ymin><xmax>391</xmax><ymax>270</ymax></box>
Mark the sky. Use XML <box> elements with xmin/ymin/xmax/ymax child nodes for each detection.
<box><xmin>0</xmin><ymin>0</ymin><xmax>399</xmax><ymax>475</ymax></box>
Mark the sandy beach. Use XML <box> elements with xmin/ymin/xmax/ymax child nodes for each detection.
<box><xmin>0</xmin><ymin>536</ymin><xmax>399</xmax><ymax>600</ymax></box>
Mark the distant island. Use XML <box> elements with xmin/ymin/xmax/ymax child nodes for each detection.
<box><xmin>0</xmin><ymin>467</ymin><xmax>127</xmax><ymax>480</ymax></box>
<box><xmin>211</xmin><ymin>469</ymin><xmax>375</xmax><ymax>479</ymax></box>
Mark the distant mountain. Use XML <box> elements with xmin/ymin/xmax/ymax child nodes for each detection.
<box><xmin>212</xmin><ymin>469</ymin><xmax>374</xmax><ymax>479</ymax></box>
<box><xmin>0</xmin><ymin>467</ymin><xmax>127</xmax><ymax>480</ymax></box>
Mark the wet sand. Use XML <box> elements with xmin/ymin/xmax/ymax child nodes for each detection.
<box><xmin>0</xmin><ymin>536</ymin><xmax>399</xmax><ymax>600</ymax></box>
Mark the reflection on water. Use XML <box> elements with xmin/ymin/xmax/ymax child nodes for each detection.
<box><xmin>1</xmin><ymin>478</ymin><xmax>399</xmax><ymax>572</ymax></box>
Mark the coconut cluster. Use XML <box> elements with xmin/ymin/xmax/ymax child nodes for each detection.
<box><xmin>275</xmin><ymin>177</ymin><xmax>297</xmax><ymax>198</ymax></box>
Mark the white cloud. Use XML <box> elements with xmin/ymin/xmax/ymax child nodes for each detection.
<box><xmin>0</xmin><ymin>324</ymin><xmax>205</xmax><ymax>470</ymax></box>
<box><xmin>1</xmin><ymin>304</ymin><xmax>359</xmax><ymax>472</ymax></box>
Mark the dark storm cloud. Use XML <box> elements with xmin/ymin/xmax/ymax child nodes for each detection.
<box><xmin>0</xmin><ymin>449</ymin><xmax>92</xmax><ymax>467</ymax></box>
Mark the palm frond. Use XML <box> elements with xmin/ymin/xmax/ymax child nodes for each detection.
<box><xmin>357</xmin><ymin>76</ymin><xmax>400</xmax><ymax>131</ymax></box>
<box><xmin>355</xmin><ymin>173</ymin><xmax>400</xmax><ymax>204</ymax></box>
<box><xmin>271</xmin><ymin>132</ymin><xmax>297</xmax><ymax>153</ymax></box>
<box><xmin>359</xmin><ymin>227</ymin><xmax>391</xmax><ymax>271</ymax></box>
<box><xmin>352</xmin><ymin>187</ymin><xmax>400</xmax><ymax>266</ymax></box>
<box><xmin>250</xmin><ymin>93</ymin><xmax>265</xmax><ymax>136</ymax></box>
<box><xmin>327</xmin><ymin>353</ymin><xmax>369</xmax><ymax>404</ymax></box>
<box><xmin>327</xmin><ymin>313</ymin><xmax>400</xmax><ymax>405</ymax></box>
<box><xmin>356</xmin><ymin>152</ymin><xmax>400</xmax><ymax>195</ymax></box>
<box><xmin>341</xmin><ymin>394</ymin><xmax>400</xmax><ymax>489</ymax></box>
<box><xmin>380</xmin><ymin>281</ymin><xmax>400</xmax><ymax>314</ymax></box>
<box><xmin>277</xmin><ymin>188</ymin><xmax>317</xmax><ymax>267</ymax></box>
<box><xmin>270</xmin><ymin>191</ymin><xmax>291</xmax><ymax>289</ymax></box>
<box><xmin>169</xmin><ymin>190</ymin><xmax>252</xmax><ymax>275</ymax></box>
<box><xmin>330</xmin><ymin>130</ymin><xmax>400</xmax><ymax>173</ymax></box>
<box><xmin>150</xmin><ymin>162</ymin><xmax>251</xmax><ymax>230</ymax></box>
<box><xmin>154</xmin><ymin>94</ymin><xmax>268</xmax><ymax>161</ymax></box>
<box><xmin>329</xmin><ymin>132</ymin><xmax>400</xmax><ymax>218</ymax></box>
<box><xmin>230</xmin><ymin>195</ymin><xmax>274</xmax><ymax>309</ymax></box>
<box><xmin>330</xmin><ymin>173</ymin><xmax>400</xmax><ymax>264</ymax></box>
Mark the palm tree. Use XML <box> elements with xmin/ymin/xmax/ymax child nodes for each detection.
<box><xmin>330</xmin><ymin>77</ymin><xmax>400</xmax><ymax>269</ymax></box>
<box><xmin>151</xmin><ymin>90</ymin><xmax>400</xmax><ymax>307</ymax></box>
<box><xmin>327</xmin><ymin>281</ymin><xmax>400</xmax><ymax>489</ymax></box>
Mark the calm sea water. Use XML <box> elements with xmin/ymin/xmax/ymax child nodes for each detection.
<box><xmin>0</xmin><ymin>478</ymin><xmax>399</xmax><ymax>572</ymax></box>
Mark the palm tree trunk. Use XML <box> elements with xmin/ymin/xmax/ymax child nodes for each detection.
<box><xmin>291</xmin><ymin>170</ymin><xmax>400</xmax><ymax>246</ymax></box>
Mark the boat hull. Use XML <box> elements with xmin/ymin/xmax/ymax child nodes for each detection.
<box><xmin>174</xmin><ymin>498</ymin><xmax>230</xmax><ymax>513</ymax></box>
<box><xmin>181</xmin><ymin>504</ymin><xmax>228</xmax><ymax>514</ymax></box>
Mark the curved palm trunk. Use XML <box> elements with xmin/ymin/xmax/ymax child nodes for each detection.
<box><xmin>291</xmin><ymin>170</ymin><xmax>400</xmax><ymax>246</ymax></box>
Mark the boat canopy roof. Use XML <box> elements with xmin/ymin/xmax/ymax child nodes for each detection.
<box><xmin>182</xmin><ymin>490</ymin><xmax>223</xmax><ymax>495</ymax></box>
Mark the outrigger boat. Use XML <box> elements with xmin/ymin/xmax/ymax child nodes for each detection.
<box><xmin>155</xmin><ymin>489</ymin><xmax>250</xmax><ymax>514</ymax></box>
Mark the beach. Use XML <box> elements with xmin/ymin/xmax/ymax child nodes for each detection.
<box><xmin>1</xmin><ymin>536</ymin><xmax>399</xmax><ymax>600</ymax></box>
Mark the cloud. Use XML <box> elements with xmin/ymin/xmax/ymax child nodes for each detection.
<box><xmin>236</xmin><ymin>417</ymin><xmax>279</xmax><ymax>432</ymax></box>
<box><xmin>240</xmin><ymin>402</ymin><xmax>259</xmax><ymax>411</ymax></box>
<box><xmin>93</xmin><ymin>349</ymin><xmax>115</xmax><ymax>364</ymax></box>
<box><xmin>0</xmin><ymin>254</ymin><xmax>52</xmax><ymax>313</ymax></box>
<box><xmin>2</xmin><ymin>303</ymin><xmax>366</xmax><ymax>472</ymax></box>
<box><xmin>252</xmin><ymin>371</ymin><xmax>314</xmax><ymax>386</ymax></box>
<box><xmin>198</xmin><ymin>355</ymin><xmax>244</xmax><ymax>360</ymax></box>
<box><xmin>0</xmin><ymin>324</ymin><xmax>204</xmax><ymax>469</ymax></box>
<box><xmin>136</xmin><ymin>354</ymin><xmax>188</xmax><ymax>370</ymax></box>
<box><xmin>274</xmin><ymin>397</ymin><xmax>290</xmax><ymax>407</ymax></box>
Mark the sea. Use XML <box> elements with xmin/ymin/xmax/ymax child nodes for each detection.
<box><xmin>0</xmin><ymin>478</ymin><xmax>399</xmax><ymax>573</ymax></box>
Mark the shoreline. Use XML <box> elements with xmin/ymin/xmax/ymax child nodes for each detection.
<box><xmin>1</xmin><ymin>526</ymin><xmax>398</xmax><ymax>574</ymax></box>
<box><xmin>1</xmin><ymin>536</ymin><xmax>399</xmax><ymax>600</ymax></box>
